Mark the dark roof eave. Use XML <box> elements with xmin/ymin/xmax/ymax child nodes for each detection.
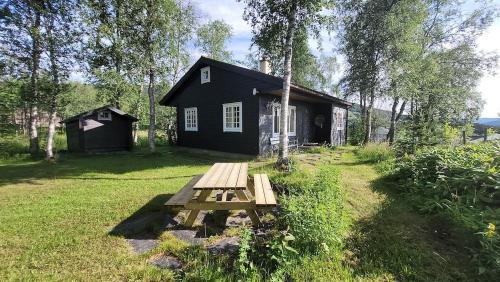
<box><xmin>61</xmin><ymin>106</ymin><xmax>138</xmax><ymax>123</ymax></box>
<box><xmin>159</xmin><ymin>56</ymin><xmax>352</xmax><ymax>107</ymax></box>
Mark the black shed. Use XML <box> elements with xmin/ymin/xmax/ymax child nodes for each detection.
<box><xmin>62</xmin><ymin>106</ymin><xmax>138</xmax><ymax>153</ymax></box>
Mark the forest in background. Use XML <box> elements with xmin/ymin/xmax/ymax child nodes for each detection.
<box><xmin>0</xmin><ymin>0</ymin><xmax>498</xmax><ymax>160</ymax></box>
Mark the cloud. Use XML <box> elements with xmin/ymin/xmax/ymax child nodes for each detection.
<box><xmin>193</xmin><ymin>0</ymin><xmax>251</xmax><ymax>37</ymax></box>
<box><xmin>477</xmin><ymin>21</ymin><xmax>500</xmax><ymax>118</ymax></box>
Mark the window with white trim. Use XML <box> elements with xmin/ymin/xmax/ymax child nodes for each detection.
<box><xmin>336</xmin><ymin>111</ymin><xmax>344</xmax><ymax>130</ymax></box>
<box><xmin>272</xmin><ymin>105</ymin><xmax>296</xmax><ymax>136</ymax></box>
<box><xmin>288</xmin><ymin>106</ymin><xmax>296</xmax><ymax>136</ymax></box>
<box><xmin>223</xmin><ymin>102</ymin><xmax>242</xmax><ymax>132</ymax></box>
<box><xmin>98</xmin><ymin>111</ymin><xmax>112</xmax><ymax>121</ymax></box>
<box><xmin>200</xmin><ymin>66</ymin><xmax>210</xmax><ymax>84</ymax></box>
<box><xmin>272</xmin><ymin>106</ymin><xmax>280</xmax><ymax>137</ymax></box>
<box><xmin>184</xmin><ymin>107</ymin><xmax>198</xmax><ymax>131</ymax></box>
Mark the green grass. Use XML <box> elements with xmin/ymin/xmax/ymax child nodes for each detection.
<box><xmin>0</xmin><ymin>142</ymin><xmax>482</xmax><ymax>281</ymax></box>
<box><xmin>0</xmin><ymin>146</ymin><xmax>225</xmax><ymax>280</ymax></box>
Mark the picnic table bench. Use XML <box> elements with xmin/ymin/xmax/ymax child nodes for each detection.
<box><xmin>165</xmin><ymin>163</ymin><xmax>276</xmax><ymax>227</ymax></box>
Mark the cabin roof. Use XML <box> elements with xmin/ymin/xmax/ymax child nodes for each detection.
<box><xmin>159</xmin><ymin>56</ymin><xmax>351</xmax><ymax>107</ymax></box>
<box><xmin>61</xmin><ymin>105</ymin><xmax>138</xmax><ymax>123</ymax></box>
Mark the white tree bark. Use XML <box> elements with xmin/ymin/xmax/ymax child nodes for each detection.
<box><xmin>277</xmin><ymin>4</ymin><xmax>297</xmax><ymax>168</ymax></box>
<box><xmin>147</xmin><ymin>67</ymin><xmax>156</xmax><ymax>152</ymax></box>
<box><xmin>46</xmin><ymin>111</ymin><xmax>57</xmax><ymax>159</ymax></box>
<box><xmin>29</xmin><ymin>7</ymin><xmax>41</xmax><ymax>156</ymax></box>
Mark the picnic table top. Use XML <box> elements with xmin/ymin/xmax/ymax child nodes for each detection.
<box><xmin>193</xmin><ymin>162</ymin><xmax>248</xmax><ymax>190</ymax></box>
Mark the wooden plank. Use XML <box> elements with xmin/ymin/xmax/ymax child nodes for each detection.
<box><xmin>193</xmin><ymin>163</ymin><xmax>220</xmax><ymax>188</ymax></box>
<box><xmin>184</xmin><ymin>190</ymin><xmax>212</xmax><ymax>227</ymax></box>
<box><xmin>165</xmin><ymin>175</ymin><xmax>202</xmax><ymax>206</ymax></box>
<box><xmin>254</xmin><ymin>174</ymin><xmax>266</xmax><ymax>205</ymax></box>
<box><xmin>215</xmin><ymin>163</ymin><xmax>234</xmax><ymax>188</ymax></box>
<box><xmin>260</xmin><ymin>174</ymin><xmax>276</xmax><ymax>206</ymax></box>
<box><xmin>205</xmin><ymin>163</ymin><xmax>228</xmax><ymax>188</ymax></box>
<box><xmin>236</xmin><ymin>163</ymin><xmax>248</xmax><ymax>188</ymax></box>
<box><xmin>225</xmin><ymin>163</ymin><xmax>241</xmax><ymax>188</ymax></box>
<box><xmin>185</xmin><ymin>201</ymin><xmax>255</xmax><ymax>210</ymax></box>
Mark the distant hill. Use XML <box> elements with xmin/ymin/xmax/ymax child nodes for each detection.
<box><xmin>475</xmin><ymin>118</ymin><xmax>500</xmax><ymax>128</ymax></box>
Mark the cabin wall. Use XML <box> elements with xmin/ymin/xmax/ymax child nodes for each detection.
<box><xmin>65</xmin><ymin>120</ymin><xmax>82</xmax><ymax>152</ymax></box>
<box><xmin>258</xmin><ymin>95</ymin><xmax>348</xmax><ymax>154</ymax></box>
<box><xmin>258</xmin><ymin>95</ymin><xmax>321</xmax><ymax>155</ymax></box>
<box><xmin>81</xmin><ymin>112</ymin><xmax>133</xmax><ymax>152</ymax></box>
<box><xmin>168</xmin><ymin>64</ymin><xmax>277</xmax><ymax>155</ymax></box>
<box><xmin>331</xmin><ymin>106</ymin><xmax>348</xmax><ymax>146</ymax></box>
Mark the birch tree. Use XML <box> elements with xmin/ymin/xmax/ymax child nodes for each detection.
<box><xmin>195</xmin><ymin>20</ymin><xmax>233</xmax><ymax>62</ymax></box>
<box><xmin>0</xmin><ymin>0</ymin><xmax>44</xmax><ymax>155</ymax></box>
<box><xmin>240</xmin><ymin>0</ymin><xmax>334</xmax><ymax>169</ymax></box>
<box><xmin>44</xmin><ymin>0</ymin><xmax>79</xmax><ymax>159</ymax></box>
<box><xmin>125</xmin><ymin>0</ymin><xmax>176</xmax><ymax>152</ymax></box>
<box><xmin>82</xmin><ymin>0</ymin><xmax>132</xmax><ymax>109</ymax></box>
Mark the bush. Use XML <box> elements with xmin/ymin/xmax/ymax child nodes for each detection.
<box><xmin>277</xmin><ymin>165</ymin><xmax>348</xmax><ymax>253</ymax></box>
<box><xmin>356</xmin><ymin>142</ymin><xmax>394</xmax><ymax>163</ymax></box>
<box><xmin>393</xmin><ymin>141</ymin><xmax>500</xmax><ymax>278</ymax></box>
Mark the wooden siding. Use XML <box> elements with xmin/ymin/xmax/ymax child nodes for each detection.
<box><xmin>65</xmin><ymin>120</ymin><xmax>82</xmax><ymax>152</ymax></box>
<box><xmin>168</xmin><ymin>64</ymin><xmax>277</xmax><ymax>155</ymax></box>
<box><xmin>65</xmin><ymin>111</ymin><xmax>134</xmax><ymax>153</ymax></box>
<box><xmin>258</xmin><ymin>95</ymin><xmax>347</xmax><ymax>154</ymax></box>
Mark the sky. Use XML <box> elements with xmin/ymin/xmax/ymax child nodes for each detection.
<box><xmin>192</xmin><ymin>0</ymin><xmax>500</xmax><ymax>118</ymax></box>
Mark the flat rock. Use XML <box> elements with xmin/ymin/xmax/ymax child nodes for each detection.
<box><xmin>226</xmin><ymin>211</ymin><xmax>252</xmax><ymax>227</ymax></box>
<box><xmin>110</xmin><ymin>212</ymin><xmax>164</xmax><ymax>236</ymax></box>
<box><xmin>207</xmin><ymin>237</ymin><xmax>239</xmax><ymax>255</ymax></box>
<box><xmin>149</xmin><ymin>254</ymin><xmax>182</xmax><ymax>270</ymax></box>
<box><xmin>170</xmin><ymin>230</ymin><xmax>206</xmax><ymax>245</ymax></box>
<box><xmin>127</xmin><ymin>237</ymin><xmax>159</xmax><ymax>255</ymax></box>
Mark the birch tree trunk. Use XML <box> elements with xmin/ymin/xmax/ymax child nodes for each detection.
<box><xmin>277</xmin><ymin>3</ymin><xmax>297</xmax><ymax>169</ymax></box>
<box><xmin>387</xmin><ymin>99</ymin><xmax>406</xmax><ymax>144</ymax></box>
<box><xmin>387</xmin><ymin>97</ymin><xmax>399</xmax><ymax>144</ymax></box>
<box><xmin>363</xmin><ymin>88</ymin><xmax>375</xmax><ymax>144</ymax></box>
<box><xmin>147</xmin><ymin>66</ymin><xmax>156</xmax><ymax>153</ymax></box>
<box><xmin>29</xmin><ymin>7</ymin><xmax>41</xmax><ymax>156</ymax></box>
<box><xmin>46</xmin><ymin>9</ymin><xmax>59</xmax><ymax>159</ymax></box>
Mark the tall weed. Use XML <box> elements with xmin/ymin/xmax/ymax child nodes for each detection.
<box><xmin>356</xmin><ymin>143</ymin><xmax>394</xmax><ymax>163</ymax></box>
<box><xmin>393</xmin><ymin>141</ymin><xmax>500</xmax><ymax>278</ymax></box>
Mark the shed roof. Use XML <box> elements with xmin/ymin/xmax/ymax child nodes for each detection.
<box><xmin>61</xmin><ymin>105</ymin><xmax>138</xmax><ymax>123</ymax></box>
<box><xmin>159</xmin><ymin>56</ymin><xmax>351</xmax><ymax>107</ymax></box>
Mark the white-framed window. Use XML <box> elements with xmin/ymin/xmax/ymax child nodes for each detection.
<box><xmin>288</xmin><ymin>106</ymin><xmax>296</xmax><ymax>136</ymax></box>
<box><xmin>200</xmin><ymin>66</ymin><xmax>210</xmax><ymax>84</ymax></box>
<box><xmin>272</xmin><ymin>105</ymin><xmax>296</xmax><ymax>137</ymax></box>
<box><xmin>97</xmin><ymin>111</ymin><xmax>112</xmax><ymax>121</ymax></box>
<box><xmin>336</xmin><ymin>110</ymin><xmax>344</xmax><ymax>130</ymax></box>
<box><xmin>223</xmin><ymin>102</ymin><xmax>242</xmax><ymax>132</ymax></box>
<box><xmin>184</xmin><ymin>107</ymin><xmax>198</xmax><ymax>131</ymax></box>
<box><xmin>272</xmin><ymin>105</ymin><xmax>280</xmax><ymax>137</ymax></box>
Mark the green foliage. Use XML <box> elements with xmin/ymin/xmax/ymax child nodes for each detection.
<box><xmin>195</xmin><ymin>20</ymin><xmax>233</xmax><ymax>62</ymax></box>
<box><xmin>394</xmin><ymin>141</ymin><xmax>500</xmax><ymax>278</ymax></box>
<box><xmin>356</xmin><ymin>143</ymin><xmax>394</xmax><ymax>163</ymax></box>
<box><xmin>278</xmin><ymin>165</ymin><xmax>347</xmax><ymax>253</ymax></box>
<box><xmin>347</xmin><ymin>111</ymin><xmax>365</xmax><ymax>145</ymax></box>
<box><xmin>0</xmin><ymin>132</ymin><xmax>66</xmax><ymax>160</ymax></box>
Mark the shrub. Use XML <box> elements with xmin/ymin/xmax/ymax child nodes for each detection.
<box><xmin>356</xmin><ymin>142</ymin><xmax>394</xmax><ymax>163</ymax></box>
<box><xmin>393</xmin><ymin>141</ymin><xmax>500</xmax><ymax>278</ymax></box>
<box><xmin>278</xmin><ymin>165</ymin><xmax>348</xmax><ymax>253</ymax></box>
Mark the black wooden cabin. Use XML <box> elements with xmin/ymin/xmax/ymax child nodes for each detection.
<box><xmin>62</xmin><ymin>106</ymin><xmax>138</xmax><ymax>153</ymax></box>
<box><xmin>159</xmin><ymin>56</ymin><xmax>351</xmax><ymax>155</ymax></box>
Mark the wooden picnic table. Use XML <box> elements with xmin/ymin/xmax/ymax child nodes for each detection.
<box><xmin>165</xmin><ymin>162</ymin><xmax>276</xmax><ymax>227</ymax></box>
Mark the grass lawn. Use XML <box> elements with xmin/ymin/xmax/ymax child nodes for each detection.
<box><xmin>0</xmin><ymin>145</ymin><xmax>479</xmax><ymax>281</ymax></box>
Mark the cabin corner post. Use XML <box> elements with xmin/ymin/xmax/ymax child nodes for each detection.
<box><xmin>344</xmin><ymin>108</ymin><xmax>349</xmax><ymax>145</ymax></box>
<box><xmin>330</xmin><ymin>104</ymin><xmax>335</xmax><ymax>145</ymax></box>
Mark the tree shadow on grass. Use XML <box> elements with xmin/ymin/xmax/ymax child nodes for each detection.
<box><xmin>109</xmin><ymin>194</ymin><xmax>176</xmax><ymax>240</ymax></box>
<box><xmin>344</xmin><ymin>175</ymin><xmax>478</xmax><ymax>282</ymax></box>
<box><xmin>0</xmin><ymin>146</ymin><xmax>239</xmax><ymax>187</ymax></box>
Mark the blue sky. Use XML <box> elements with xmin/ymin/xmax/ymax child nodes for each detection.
<box><xmin>193</xmin><ymin>0</ymin><xmax>500</xmax><ymax>118</ymax></box>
